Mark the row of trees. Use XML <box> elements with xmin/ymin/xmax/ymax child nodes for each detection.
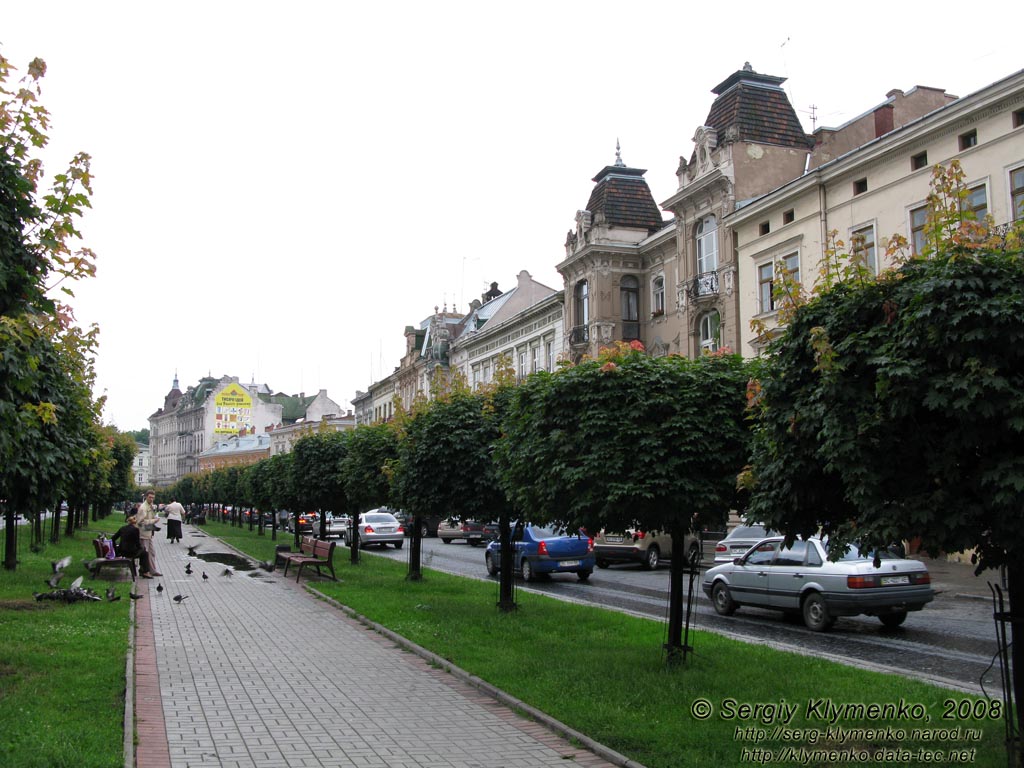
<box><xmin>1</xmin><ymin>53</ymin><xmax>137</xmax><ymax>567</ymax></box>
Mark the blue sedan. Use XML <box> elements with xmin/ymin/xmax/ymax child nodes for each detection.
<box><xmin>484</xmin><ymin>524</ymin><xmax>595</xmax><ymax>582</ymax></box>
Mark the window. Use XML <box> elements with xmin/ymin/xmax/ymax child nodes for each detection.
<box><xmin>1012</xmin><ymin>168</ymin><xmax>1024</xmax><ymax>221</ymax></box>
<box><xmin>545</xmin><ymin>341</ymin><xmax>554</xmax><ymax>371</ymax></box>
<box><xmin>531</xmin><ymin>345</ymin><xmax>540</xmax><ymax>374</ymax></box>
<box><xmin>757</xmin><ymin>262</ymin><xmax>775</xmax><ymax>313</ymax></box>
<box><xmin>620</xmin><ymin>275</ymin><xmax>639</xmax><ymax>340</ymax></box>
<box><xmin>959</xmin><ymin>129</ymin><xmax>978</xmax><ymax>150</ymax></box>
<box><xmin>783</xmin><ymin>209</ymin><xmax>795</xmax><ymax>225</ymax></box>
<box><xmin>573</xmin><ymin>280</ymin><xmax>589</xmax><ymax>327</ymax></box>
<box><xmin>652</xmin><ymin>275</ymin><xmax>665</xmax><ymax>315</ymax></box>
<box><xmin>963</xmin><ymin>184</ymin><xmax>987</xmax><ymax>220</ymax></box>
<box><xmin>774</xmin><ymin>541</ymin><xmax>808</xmax><ymax>567</ymax></box>
<box><xmin>517</xmin><ymin>350</ymin><xmax>526</xmax><ymax>380</ymax></box>
<box><xmin>699</xmin><ymin>311</ymin><xmax>720</xmax><ymax>352</ymax></box>
<box><xmin>1015</xmin><ymin>109</ymin><xmax>1024</xmax><ymax>129</ymax></box>
<box><xmin>911</xmin><ymin>151</ymin><xmax>928</xmax><ymax>171</ymax></box>
<box><xmin>696</xmin><ymin>215</ymin><xmax>718</xmax><ymax>274</ymax></box>
<box><xmin>910</xmin><ymin>205</ymin><xmax>928</xmax><ymax>255</ymax></box>
<box><xmin>759</xmin><ymin>221</ymin><xmax>771</xmax><ymax>236</ymax></box>
<box><xmin>852</xmin><ymin>224</ymin><xmax>876</xmax><ymax>273</ymax></box>
<box><xmin>853</xmin><ymin>178</ymin><xmax>868</xmax><ymax>195</ymax></box>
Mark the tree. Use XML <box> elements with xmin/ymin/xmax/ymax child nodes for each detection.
<box><xmin>497</xmin><ymin>342</ymin><xmax>753</xmax><ymax>651</ymax></box>
<box><xmin>340</xmin><ymin>423</ymin><xmax>399</xmax><ymax>564</ymax></box>
<box><xmin>1</xmin><ymin>53</ymin><xmax>100</xmax><ymax>568</ymax></box>
<box><xmin>746</xmin><ymin>162</ymin><xmax>1024</xmax><ymax>731</ymax></box>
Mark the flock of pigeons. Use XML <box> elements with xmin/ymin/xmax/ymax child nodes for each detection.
<box><xmin>34</xmin><ymin>540</ymin><xmax>277</xmax><ymax>605</ymax></box>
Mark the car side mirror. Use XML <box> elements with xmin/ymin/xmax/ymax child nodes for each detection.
<box><xmin>733</xmin><ymin>557</ymin><xmax>745</xmax><ymax>566</ymax></box>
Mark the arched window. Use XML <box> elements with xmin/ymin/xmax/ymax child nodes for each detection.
<box><xmin>620</xmin><ymin>275</ymin><xmax>639</xmax><ymax>340</ymax></box>
<box><xmin>699</xmin><ymin>310</ymin><xmax>721</xmax><ymax>353</ymax></box>
<box><xmin>652</xmin><ymin>275</ymin><xmax>665</xmax><ymax>315</ymax></box>
<box><xmin>696</xmin><ymin>215</ymin><xmax>718</xmax><ymax>275</ymax></box>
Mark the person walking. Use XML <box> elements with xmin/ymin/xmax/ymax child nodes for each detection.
<box><xmin>111</xmin><ymin>515</ymin><xmax>156</xmax><ymax>577</ymax></box>
<box><xmin>137</xmin><ymin>491</ymin><xmax>163</xmax><ymax>576</ymax></box>
<box><xmin>165</xmin><ymin>496</ymin><xmax>185</xmax><ymax>543</ymax></box>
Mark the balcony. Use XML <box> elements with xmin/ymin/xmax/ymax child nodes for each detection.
<box><xmin>688</xmin><ymin>271</ymin><xmax>719</xmax><ymax>299</ymax></box>
<box><xmin>569</xmin><ymin>325</ymin><xmax>589</xmax><ymax>345</ymax></box>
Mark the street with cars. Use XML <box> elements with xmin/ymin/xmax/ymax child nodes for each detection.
<box><xmin>363</xmin><ymin>532</ymin><xmax>1000</xmax><ymax>695</ymax></box>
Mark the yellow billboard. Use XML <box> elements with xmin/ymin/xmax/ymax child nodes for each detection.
<box><xmin>214</xmin><ymin>383</ymin><xmax>253</xmax><ymax>434</ymax></box>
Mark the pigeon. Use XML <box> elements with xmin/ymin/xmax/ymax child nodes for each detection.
<box><xmin>34</xmin><ymin>584</ymin><xmax>101</xmax><ymax>603</ymax></box>
<box><xmin>202</xmin><ymin>571</ymin><xmax>209</xmax><ymax>581</ymax></box>
<box><xmin>221</xmin><ymin>568</ymin><xmax>233</xmax><ymax>577</ymax></box>
<box><xmin>257</xmin><ymin>561</ymin><xmax>276</xmax><ymax>573</ymax></box>
<box><xmin>106</xmin><ymin>587</ymin><xmax>120</xmax><ymax>602</ymax></box>
<box><xmin>46</xmin><ymin>571</ymin><xmax>65</xmax><ymax>589</ymax></box>
<box><xmin>70</xmin><ymin>576</ymin><xmax>83</xmax><ymax>590</ymax></box>
<box><xmin>173</xmin><ymin>594</ymin><xmax>188</xmax><ymax>604</ymax></box>
<box><xmin>185</xmin><ymin>563</ymin><xmax>193</xmax><ymax>575</ymax></box>
<box><xmin>52</xmin><ymin>555</ymin><xmax>72</xmax><ymax>573</ymax></box>
<box><xmin>187</xmin><ymin>545</ymin><xmax>200</xmax><ymax>557</ymax></box>
<box><xmin>129</xmin><ymin>592</ymin><xmax>144</xmax><ymax>600</ymax></box>
<box><xmin>156</xmin><ymin>583</ymin><xmax>164</xmax><ymax>593</ymax></box>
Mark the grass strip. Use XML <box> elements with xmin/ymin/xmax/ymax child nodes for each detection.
<box><xmin>206</xmin><ymin>521</ymin><xmax>1006</xmax><ymax>767</ymax></box>
<box><xmin>0</xmin><ymin>523</ymin><xmax>132</xmax><ymax>768</ymax></box>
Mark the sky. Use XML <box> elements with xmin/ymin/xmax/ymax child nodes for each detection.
<box><xmin>4</xmin><ymin>2</ymin><xmax>1021</xmax><ymax>431</ymax></box>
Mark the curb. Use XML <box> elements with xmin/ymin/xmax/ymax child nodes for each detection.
<box><xmin>306</xmin><ymin>585</ymin><xmax>650</xmax><ymax>768</ymax></box>
<box><xmin>124</xmin><ymin>597</ymin><xmax>135</xmax><ymax>768</ymax></box>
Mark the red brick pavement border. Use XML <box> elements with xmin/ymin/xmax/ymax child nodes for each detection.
<box><xmin>132</xmin><ymin>588</ymin><xmax>171</xmax><ymax>768</ymax></box>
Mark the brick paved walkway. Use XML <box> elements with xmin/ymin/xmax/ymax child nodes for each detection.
<box><xmin>132</xmin><ymin>526</ymin><xmax>625</xmax><ymax>768</ymax></box>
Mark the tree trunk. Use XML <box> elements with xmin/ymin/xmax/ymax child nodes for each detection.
<box><xmin>1007</xmin><ymin>565</ymin><xmax>1024</xmax><ymax>747</ymax></box>
<box><xmin>349</xmin><ymin>515</ymin><xmax>360</xmax><ymax>565</ymax></box>
<box><xmin>497</xmin><ymin>517</ymin><xmax>517</xmax><ymax>612</ymax></box>
<box><xmin>408</xmin><ymin>515</ymin><xmax>423</xmax><ymax>581</ymax></box>
<box><xmin>3</xmin><ymin>507</ymin><xmax>16</xmax><ymax>570</ymax></box>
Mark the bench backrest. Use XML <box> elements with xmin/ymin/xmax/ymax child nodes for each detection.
<box><xmin>300</xmin><ymin>537</ymin><xmax>334</xmax><ymax>559</ymax></box>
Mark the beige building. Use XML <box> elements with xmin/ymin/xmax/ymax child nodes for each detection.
<box><xmin>730</xmin><ymin>69</ymin><xmax>1024</xmax><ymax>354</ymax></box>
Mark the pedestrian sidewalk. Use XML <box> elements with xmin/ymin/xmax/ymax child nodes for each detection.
<box><xmin>916</xmin><ymin>553</ymin><xmax>1002</xmax><ymax>601</ymax></box>
<box><xmin>132</xmin><ymin>526</ymin><xmax>630</xmax><ymax>768</ymax></box>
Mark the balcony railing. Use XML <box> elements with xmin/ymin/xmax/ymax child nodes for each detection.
<box><xmin>688</xmin><ymin>271</ymin><xmax>719</xmax><ymax>299</ymax></box>
<box><xmin>569</xmin><ymin>325</ymin><xmax>589</xmax><ymax>345</ymax></box>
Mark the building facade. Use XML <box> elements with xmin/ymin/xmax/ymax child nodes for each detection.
<box><xmin>133</xmin><ymin>442</ymin><xmax>150</xmax><ymax>488</ymax></box>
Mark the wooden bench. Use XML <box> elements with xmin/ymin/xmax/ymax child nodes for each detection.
<box><xmin>89</xmin><ymin>538</ymin><xmax>138</xmax><ymax>580</ymax></box>
<box><xmin>279</xmin><ymin>536</ymin><xmax>337</xmax><ymax>582</ymax></box>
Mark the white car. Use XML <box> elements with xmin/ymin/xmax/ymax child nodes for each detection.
<box><xmin>352</xmin><ymin>509</ymin><xmax>404</xmax><ymax>549</ymax></box>
<box><xmin>702</xmin><ymin>536</ymin><xmax>933</xmax><ymax>631</ymax></box>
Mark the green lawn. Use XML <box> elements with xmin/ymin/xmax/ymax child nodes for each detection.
<box><xmin>209</xmin><ymin>521</ymin><xmax>1006</xmax><ymax>768</ymax></box>
<box><xmin>0</xmin><ymin>523</ymin><xmax>131</xmax><ymax>768</ymax></box>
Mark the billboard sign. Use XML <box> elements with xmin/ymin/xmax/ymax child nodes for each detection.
<box><xmin>214</xmin><ymin>383</ymin><xmax>253</xmax><ymax>435</ymax></box>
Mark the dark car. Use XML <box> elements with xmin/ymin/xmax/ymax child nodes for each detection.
<box><xmin>437</xmin><ymin>519</ymin><xmax>498</xmax><ymax>546</ymax></box>
<box><xmin>392</xmin><ymin>510</ymin><xmax>443</xmax><ymax>538</ymax></box>
<box><xmin>484</xmin><ymin>523</ymin><xmax>595</xmax><ymax>582</ymax></box>
<box><xmin>702</xmin><ymin>536</ymin><xmax>933</xmax><ymax>631</ymax></box>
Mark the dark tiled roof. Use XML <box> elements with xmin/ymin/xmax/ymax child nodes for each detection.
<box><xmin>704</xmin><ymin>71</ymin><xmax>813</xmax><ymax>151</ymax></box>
<box><xmin>586</xmin><ymin>166</ymin><xmax>666</xmax><ymax>233</ymax></box>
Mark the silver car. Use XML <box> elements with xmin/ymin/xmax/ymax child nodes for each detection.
<box><xmin>354</xmin><ymin>509</ymin><xmax>404</xmax><ymax>549</ymax></box>
<box><xmin>311</xmin><ymin>512</ymin><xmax>351</xmax><ymax>540</ymax></box>
<box><xmin>702</xmin><ymin>536</ymin><xmax>933</xmax><ymax>631</ymax></box>
<box><xmin>713</xmin><ymin>524</ymin><xmax>773</xmax><ymax>563</ymax></box>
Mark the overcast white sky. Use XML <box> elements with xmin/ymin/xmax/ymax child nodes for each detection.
<box><xmin>4</xmin><ymin>2</ymin><xmax>1021</xmax><ymax>431</ymax></box>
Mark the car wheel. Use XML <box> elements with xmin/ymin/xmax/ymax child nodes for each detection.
<box><xmin>643</xmin><ymin>545</ymin><xmax>660</xmax><ymax>570</ymax></box>
<box><xmin>879</xmin><ymin>611</ymin><xmax>907</xmax><ymax>628</ymax></box>
<box><xmin>485</xmin><ymin>552</ymin><xmax>498</xmax><ymax>576</ymax></box>
<box><xmin>711</xmin><ymin>581</ymin><xmax>737</xmax><ymax>616</ymax></box>
<box><xmin>577</xmin><ymin>569</ymin><xmax>592</xmax><ymax>582</ymax></box>
<box><xmin>687</xmin><ymin>541</ymin><xmax>701</xmax><ymax>567</ymax></box>
<box><xmin>596</xmin><ymin>559</ymin><xmax>610</xmax><ymax>569</ymax></box>
<box><xmin>441</xmin><ymin>538</ymin><xmax>452</xmax><ymax>544</ymax></box>
<box><xmin>468</xmin><ymin>540</ymin><xmax>482</xmax><ymax>547</ymax></box>
<box><xmin>393</xmin><ymin>540</ymin><xmax>404</xmax><ymax>549</ymax></box>
<box><xmin>521</xmin><ymin>558</ymin><xmax>536</xmax><ymax>583</ymax></box>
<box><xmin>802</xmin><ymin>592</ymin><xmax>834</xmax><ymax>632</ymax></box>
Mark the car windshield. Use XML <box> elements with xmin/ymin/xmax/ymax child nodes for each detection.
<box><xmin>365</xmin><ymin>514</ymin><xmax>396</xmax><ymax>524</ymax></box>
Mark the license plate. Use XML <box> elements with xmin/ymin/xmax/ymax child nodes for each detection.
<box><xmin>468</xmin><ymin>533</ymin><xmax>481</xmax><ymax>539</ymax></box>
<box><xmin>559</xmin><ymin>560</ymin><xmax>581</xmax><ymax>568</ymax></box>
<box><xmin>881</xmin><ymin>575</ymin><xmax>910</xmax><ymax>585</ymax></box>
<box><xmin>606</xmin><ymin>536</ymin><xmax>623</xmax><ymax>543</ymax></box>
<box><xmin>380</xmin><ymin>527</ymin><xmax>395</xmax><ymax>533</ymax></box>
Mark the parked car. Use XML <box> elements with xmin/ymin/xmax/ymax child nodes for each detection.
<box><xmin>353</xmin><ymin>509</ymin><xmax>404</xmax><ymax>548</ymax></box>
<box><xmin>437</xmin><ymin>519</ymin><xmax>498</xmax><ymax>546</ymax></box>
<box><xmin>594</xmin><ymin>528</ymin><xmax>701</xmax><ymax>570</ymax></box>
<box><xmin>312</xmin><ymin>512</ymin><xmax>351</xmax><ymax>539</ymax></box>
<box><xmin>714</xmin><ymin>523</ymin><xmax>774</xmax><ymax>563</ymax></box>
<box><xmin>484</xmin><ymin>523</ymin><xmax>595</xmax><ymax>582</ymax></box>
<box><xmin>391</xmin><ymin>510</ymin><xmax>443</xmax><ymax>538</ymax></box>
<box><xmin>702</xmin><ymin>536</ymin><xmax>933</xmax><ymax>631</ymax></box>
<box><xmin>286</xmin><ymin>512</ymin><xmax>317</xmax><ymax>534</ymax></box>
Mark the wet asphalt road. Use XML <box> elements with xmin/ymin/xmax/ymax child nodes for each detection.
<box><xmin>362</xmin><ymin>536</ymin><xmax>1001</xmax><ymax>695</ymax></box>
